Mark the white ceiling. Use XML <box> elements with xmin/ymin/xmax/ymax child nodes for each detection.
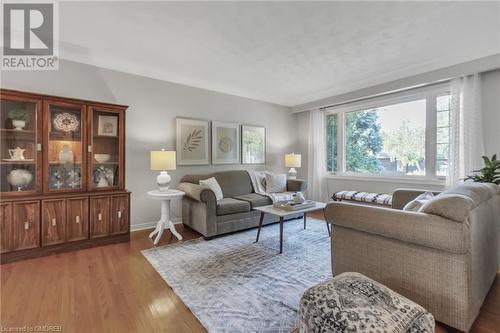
<box><xmin>59</xmin><ymin>1</ymin><xmax>500</xmax><ymax>106</ymax></box>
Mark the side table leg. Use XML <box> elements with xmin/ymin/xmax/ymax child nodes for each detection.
<box><xmin>255</xmin><ymin>212</ymin><xmax>265</xmax><ymax>242</ymax></box>
<box><xmin>279</xmin><ymin>216</ymin><xmax>284</xmax><ymax>254</ymax></box>
<box><xmin>152</xmin><ymin>220</ymin><xmax>165</xmax><ymax>245</ymax></box>
<box><xmin>303</xmin><ymin>212</ymin><xmax>307</xmax><ymax>229</ymax></box>
<box><xmin>149</xmin><ymin>221</ymin><xmax>162</xmax><ymax>240</ymax></box>
<box><xmin>169</xmin><ymin>220</ymin><xmax>183</xmax><ymax>241</ymax></box>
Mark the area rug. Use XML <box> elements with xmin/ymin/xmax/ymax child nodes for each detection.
<box><xmin>142</xmin><ymin>217</ymin><xmax>332</xmax><ymax>333</ymax></box>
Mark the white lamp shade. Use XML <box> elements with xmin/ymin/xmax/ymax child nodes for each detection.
<box><xmin>150</xmin><ymin>150</ymin><xmax>176</xmax><ymax>171</ymax></box>
<box><xmin>285</xmin><ymin>153</ymin><xmax>301</xmax><ymax>168</ymax></box>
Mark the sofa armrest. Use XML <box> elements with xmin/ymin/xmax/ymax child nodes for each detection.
<box><xmin>392</xmin><ymin>188</ymin><xmax>441</xmax><ymax>210</ymax></box>
<box><xmin>287</xmin><ymin>179</ymin><xmax>307</xmax><ymax>192</ymax></box>
<box><xmin>324</xmin><ymin>202</ymin><xmax>468</xmax><ymax>253</ymax></box>
<box><xmin>178</xmin><ymin>182</ymin><xmax>217</xmax><ymax>204</ymax></box>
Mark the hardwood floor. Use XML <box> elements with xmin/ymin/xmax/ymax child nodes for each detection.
<box><xmin>1</xmin><ymin>217</ymin><xmax>499</xmax><ymax>333</ymax></box>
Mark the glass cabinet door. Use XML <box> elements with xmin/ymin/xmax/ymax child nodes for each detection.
<box><xmin>0</xmin><ymin>93</ymin><xmax>42</xmax><ymax>196</ymax></box>
<box><xmin>43</xmin><ymin>100</ymin><xmax>86</xmax><ymax>193</ymax></box>
<box><xmin>88</xmin><ymin>107</ymin><xmax>124</xmax><ymax>191</ymax></box>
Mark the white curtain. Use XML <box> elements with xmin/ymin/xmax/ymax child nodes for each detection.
<box><xmin>447</xmin><ymin>73</ymin><xmax>484</xmax><ymax>187</ymax></box>
<box><xmin>307</xmin><ymin>109</ymin><xmax>327</xmax><ymax>201</ymax></box>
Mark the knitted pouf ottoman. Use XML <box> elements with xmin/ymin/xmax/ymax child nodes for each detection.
<box><xmin>299</xmin><ymin>272</ymin><xmax>435</xmax><ymax>333</ymax></box>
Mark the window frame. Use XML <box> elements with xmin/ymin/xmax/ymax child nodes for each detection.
<box><xmin>325</xmin><ymin>83</ymin><xmax>450</xmax><ymax>183</ymax></box>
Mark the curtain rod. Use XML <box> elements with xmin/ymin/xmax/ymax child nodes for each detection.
<box><xmin>317</xmin><ymin>78</ymin><xmax>452</xmax><ymax>112</ymax></box>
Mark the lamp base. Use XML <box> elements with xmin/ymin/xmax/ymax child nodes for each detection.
<box><xmin>288</xmin><ymin>167</ymin><xmax>297</xmax><ymax>179</ymax></box>
<box><xmin>157</xmin><ymin>171</ymin><xmax>171</xmax><ymax>192</ymax></box>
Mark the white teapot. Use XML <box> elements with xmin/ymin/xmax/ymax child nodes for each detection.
<box><xmin>9</xmin><ymin>147</ymin><xmax>26</xmax><ymax>160</ymax></box>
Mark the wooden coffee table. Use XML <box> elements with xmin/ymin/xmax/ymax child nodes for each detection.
<box><xmin>254</xmin><ymin>201</ymin><xmax>328</xmax><ymax>254</ymax></box>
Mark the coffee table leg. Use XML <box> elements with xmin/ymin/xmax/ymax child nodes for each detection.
<box><xmin>303</xmin><ymin>212</ymin><xmax>307</xmax><ymax>229</ymax></box>
<box><xmin>280</xmin><ymin>216</ymin><xmax>284</xmax><ymax>254</ymax></box>
<box><xmin>255</xmin><ymin>212</ymin><xmax>265</xmax><ymax>242</ymax></box>
<box><xmin>324</xmin><ymin>208</ymin><xmax>331</xmax><ymax>236</ymax></box>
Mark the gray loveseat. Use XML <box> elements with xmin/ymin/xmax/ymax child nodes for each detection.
<box><xmin>177</xmin><ymin>170</ymin><xmax>307</xmax><ymax>238</ymax></box>
<box><xmin>325</xmin><ymin>182</ymin><xmax>500</xmax><ymax>331</ymax></box>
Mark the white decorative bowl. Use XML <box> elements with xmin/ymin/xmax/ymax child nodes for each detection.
<box><xmin>94</xmin><ymin>154</ymin><xmax>111</xmax><ymax>163</ymax></box>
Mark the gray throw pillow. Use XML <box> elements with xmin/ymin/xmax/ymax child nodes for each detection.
<box><xmin>265</xmin><ymin>173</ymin><xmax>287</xmax><ymax>193</ymax></box>
<box><xmin>403</xmin><ymin>192</ymin><xmax>435</xmax><ymax>212</ymax></box>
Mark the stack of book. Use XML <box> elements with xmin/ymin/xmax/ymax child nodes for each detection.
<box><xmin>272</xmin><ymin>200</ymin><xmax>316</xmax><ymax>211</ymax></box>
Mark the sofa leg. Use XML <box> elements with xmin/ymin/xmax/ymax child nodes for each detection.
<box><xmin>203</xmin><ymin>236</ymin><xmax>213</xmax><ymax>241</ymax></box>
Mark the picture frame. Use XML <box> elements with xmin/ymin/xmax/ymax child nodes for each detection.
<box><xmin>97</xmin><ymin>115</ymin><xmax>118</xmax><ymax>136</ymax></box>
<box><xmin>176</xmin><ymin>117</ymin><xmax>210</xmax><ymax>165</ymax></box>
<box><xmin>212</xmin><ymin>121</ymin><xmax>240</xmax><ymax>165</ymax></box>
<box><xmin>241</xmin><ymin>125</ymin><xmax>266</xmax><ymax>164</ymax></box>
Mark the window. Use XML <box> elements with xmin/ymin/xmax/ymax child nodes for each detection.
<box><xmin>326</xmin><ymin>84</ymin><xmax>450</xmax><ymax>180</ymax></box>
<box><xmin>436</xmin><ymin>95</ymin><xmax>451</xmax><ymax>177</ymax></box>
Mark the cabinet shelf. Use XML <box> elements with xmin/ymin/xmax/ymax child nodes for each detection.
<box><xmin>48</xmin><ymin>162</ymin><xmax>82</xmax><ymax>165</ymax></box>
<box><xmin>93</xmin><ymin>135</ymin><xmax>119</xmax><ymax>139</ymax></box>
<box><xmin>0</xmin><ymin>128</ymin><xmax>36</xmax><ymax>134</ymax></box>
<box><xmin>0</xmin><ymin>161</ymin><xmax>36</xmax><ymax>165</ymax></box>
<box><xmin>93</xmin><ymin>161</ymin><xmax>119</xmax><ymax>165</ymax></box>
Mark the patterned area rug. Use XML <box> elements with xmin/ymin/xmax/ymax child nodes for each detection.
<box><xmin>142</xmin><ymin>217</ymin><xmax>332</xmax><ymax>333</ymax></box>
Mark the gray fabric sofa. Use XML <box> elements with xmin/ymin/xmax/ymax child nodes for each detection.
<box><xmin>324</xmin><ymin>182</ymin><xmax>500</xmax><ymax>332</ymax></box>
<box><xmin>178</xmin><ymin>170</ymin><xmax>307</xmax><ymax>238</ymax></box>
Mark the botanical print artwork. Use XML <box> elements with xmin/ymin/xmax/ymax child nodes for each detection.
<box><xmin>242</xmin><ymin>125</ymin><xmax>265</xmax><ymax>164</ymax></box>
<box><xmin>176</xmin><ymin>118</ymin><xmax>210</xmax><ymax>165</ymax></box>
<box><xmin>212</xmin><ymin>121</ymin><xmax>240</xmax><ymax>164</ymax></box>
<box><xmin>183</xmin><ymin>129</ymin><xmax>203</xmax><ymax>152</ymax></box>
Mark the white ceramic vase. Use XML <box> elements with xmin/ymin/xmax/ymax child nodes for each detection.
<box><xmin>12</xmin><ymin>120</ymin><xmax>26</xmax><ymax>131</ymax></box>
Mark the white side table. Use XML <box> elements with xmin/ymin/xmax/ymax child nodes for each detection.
<box><xmin>147</xmin><ymin>189</ymin><xmax>185</xmax><ymax>245</ymax></box>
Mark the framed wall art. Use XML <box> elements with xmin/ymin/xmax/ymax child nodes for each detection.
<box><xmin>241</xmin><ymin>125</ymin><xmax>266</xmax><ymax>164</ymax></box>
<box><xmin>212</xmin><ymin>121</ymin><xmax>240</xmax><ymax>164</ymax></box>
<box><xmin>97</xmin><ymin>114</ymin><xmax>118</xmax><ymax>136</ymax></box>
<box><xmin>176</xmin><ymin>117</ymin><xmax>210</xmax><ymax>165</ymax></box>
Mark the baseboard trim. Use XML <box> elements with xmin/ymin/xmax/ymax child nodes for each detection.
<box><xmin>131</xmin><ymin>218</ymin><xmax>182</xmax><ymax>232</ymax></box>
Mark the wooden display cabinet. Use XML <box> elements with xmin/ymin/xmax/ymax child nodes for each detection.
<box><xmin>0</xmin><ymin>89</ymin><xmax>130</xmax><ymax>263</ymax></box>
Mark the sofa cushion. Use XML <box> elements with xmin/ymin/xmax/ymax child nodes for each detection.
<box><xmin>216</xmin><ymin>198</ymin><xmax>251</xmax><ymax>216</ymax></box>
<box><xmin>419</xmin><ymin>194</ymin><xmax>475</xmax><ymax>223</ymax></box>
<box><xmin>233</xmin><ymin>193</ymin><xmax>272</xmax><ymax>208</ymax></box>
<box><xmin>216</xmin><ymin>171</ymin><xmax>254</xmax><ymax>198</ymax></box>
<box><xmin>442</xmin><ymin>182</ymin><xmax>499</xmax><ymax>207</ymax></box>
<box><xmin>181</xmin><ymin>170</ymin><xmax>255</xmax><ymax>198</ymax></box>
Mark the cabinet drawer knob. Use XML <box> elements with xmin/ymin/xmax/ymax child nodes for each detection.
<box><xmin>117</xmin><ymin>211</ymin><xmax>122</xmax><ymax>219</ymax></box>
<box><xmin>98</xmin><ymin>213</ymin><xmax>102</xmax><ymax>221</ymax></box>
<box><xmin>75</xmin><ymin>216</ymin><xmax>80</xmax><ymax>224</ymax></box>
<box><xmin>24</xmin><ymin>222</ymin><xmax>29</xmax><ymax>230</ymax></box>
<box><xmin>52</xmin><ymin>218</ymin><xmax>56</xmax><ymax>226</ymax></box>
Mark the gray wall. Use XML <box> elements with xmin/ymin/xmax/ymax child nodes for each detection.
<box><xmin>1</xmin><ymin>60</ymin><xmax>297</xmax><ymax>229</ymax></box>
<box><xmin>482</xmin><ymin>69</ymin><xmax>500</xmax><ymax>157</ymax></box>
<box><xmin>295</xmin><ymin>68</ymin><xmax>500</xmax><ymax>196</ymax></box>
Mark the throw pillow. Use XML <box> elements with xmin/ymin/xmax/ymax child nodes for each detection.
<box><xmin>403</xmin><ymin>192</ymin><xmax>435</xmax><ymax>212</ymax></box>
<box><xmin>265</xmin><ymin>173</ymin><xmax>287</xmax><ymax>193</ymax></box>
<box><xmin>199</xmin><ymin>177</ymin><xmax>223</xmax><ymax>201</ymax></box>
<box><xmin>418</xmin><ymin>194</ymin><xmax>475</xmax><ymax>223</ymax></box>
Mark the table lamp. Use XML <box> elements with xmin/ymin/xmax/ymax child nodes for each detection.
<box><xmin>150</xmin><ymin>149</ymin><xmax>176</xmax><ymax>191</ymax></box>
<box><xmin>285</xmin><ymin>153</ymin><xmax>301</xmax><ymax>179</ymax></box>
